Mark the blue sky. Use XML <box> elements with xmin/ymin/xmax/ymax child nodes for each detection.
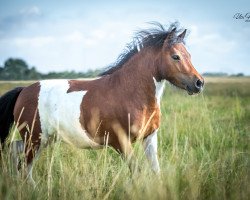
<box><xmin>0</xmin><ymin>0</ymin><xmax>249</xmax><ymax>74</ymax></box>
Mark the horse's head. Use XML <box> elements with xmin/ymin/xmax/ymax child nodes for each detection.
<box><xmin>159</xmin><ymin>28</ymin><xmax>204</xmax><ymax>95</ymax></box>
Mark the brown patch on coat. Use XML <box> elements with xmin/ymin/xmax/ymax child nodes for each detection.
<box><xmin>13</xmin><ymin>82</ymin><xmax>41</xmax><ymax>164</ymax></box>
<box><xmin>67</xmin><ymin>49</ymin><xmax>162</xmax><ymax>153</ymax></box>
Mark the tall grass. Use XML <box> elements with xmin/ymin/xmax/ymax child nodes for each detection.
<box><xmin>0</xmin><ymin>78</ymin><xmax>249</xmax><ymax>200</ymax></box>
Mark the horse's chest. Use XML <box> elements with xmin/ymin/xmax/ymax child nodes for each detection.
<box><xmin>128</xmin><ymin>103</ymin><xmax>161</xmax><ymax>141</ymax></box>
<box><xmin>131</xmin><ymin>79</ymin><xmax>165</xmax><ymax>139</ymax></box>
<box><xmin>38</xmin><ymin>80</ymin><xmax>100</xmax><ymax>148</ymax></box>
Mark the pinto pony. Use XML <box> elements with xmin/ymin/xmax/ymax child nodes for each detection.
<box><xmin>0</xmin><ymin>23</ymin><xmax>204</xmax><ymax>184</ymax></box>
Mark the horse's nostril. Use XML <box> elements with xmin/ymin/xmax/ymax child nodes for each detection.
<box><xmin>195</xmin><ymin>79</ymin><xmax>203</xmax><ymax>89</ymax></box>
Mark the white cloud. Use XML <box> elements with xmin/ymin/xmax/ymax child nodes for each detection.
<box><xmin>188</xmin><ymin>25</ymin><xmax>236</xmax><ymax>54</ymax></box>
<box><xmin>19</xmin><ymin>6</ymin><xmax>41</xmax><ymax>16</ymax></box>
<box><xmin>64</xmin><ymin>31</ymin><xmax>85</xmax><ymax>43</ymax></box>
<box><xmin>12</xmin><ymin>36</ymin><xmax>55</xmax><ymax>47</ymax></box>
<box><xmin>0</xmin><ymin>28</ymin><xmax>124</xmax><ymax>72</ymax></box>
<box><xmin>7</xmin><ymin>30</ymin><xmax>102</xmax><ymax>49</ymax></box>
<box><xmin>62</xmin><ymin>30</ymin><xmax>99</xmax><ymax>46</ymax></box>
<box><xmin>92</xmin><ymin>30</ymin><xmax>107</xmax><ymax>40</ymax></box>
<box><xmin>183</xmin><ymin>24</ymin><xmax>246</xmax><ymax>74</ymax></box>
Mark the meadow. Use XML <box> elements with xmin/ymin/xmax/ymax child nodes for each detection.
<box><xmin>0</xmin><ymin>77</ymin><xmax>249</xmax><ymax>200</ymax></box>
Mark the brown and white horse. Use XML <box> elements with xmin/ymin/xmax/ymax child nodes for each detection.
<box><xmin>0</xmin><ymin>23</ymin><xmax>204</xmax><ymax>184</ymax></box>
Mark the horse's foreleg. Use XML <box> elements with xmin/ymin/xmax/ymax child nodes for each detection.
<box><xmin>122</xmin><ymin>148</ymin><xmax>139</xmax><ymax>174</ymax></box>
<box><xmin>111</xmin><ymin>123</ymin><xmax>140</xmax><ymax>174</ymax></box>
<box><xmin>143</xmin><ymin>129</ymin><xmax>160</xmax><ymax>173</ymax></box>
<box><xmin>112</xmin><ymin>139</ymin><xmax>140</xmax><ymax>174</ymax></box>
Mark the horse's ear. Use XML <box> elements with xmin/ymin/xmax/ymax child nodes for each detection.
<box><xmin>177</xmin><ymin>29</ymin><xmax>187</xmax><ymax>42</ymax></box>
<box><xmin>170</xmin><ymin>27</ymin><xmax>177</xmax><ymax>34</ymax></box>
<box><xmin>164</xmin><ymin>27</ymin><xmax>176</xmax><ymax>48</ymax></box>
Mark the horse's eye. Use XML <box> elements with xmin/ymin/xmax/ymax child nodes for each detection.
<box><xmin>172</xmin><ymin>55</ymin><xmax>180</xmax><ymax>61</ymax></box>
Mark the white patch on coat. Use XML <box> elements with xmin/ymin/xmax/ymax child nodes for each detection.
<box><xmin>153</xmin><ymin>77</ymin><xmax>165</xmax><ymax>106</ymax></box>
<box><xmin>38</xmin><ymin>79</ymin><xmax>100</xmax><ymax>149</ymax></box>
<box><xmin>143</xmin><ymin>129</ymin><xmax>160</xmax><ymax>173</ymax></box>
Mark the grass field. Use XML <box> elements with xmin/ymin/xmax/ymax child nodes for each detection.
<box><xmin>0</xmin><ymin>77</ymin><xmax>249</xmax><ymax>200</ymax></box>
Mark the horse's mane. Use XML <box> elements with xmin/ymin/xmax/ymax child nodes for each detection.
<box><xmin>99</xmin><ymin>22</ymin><xmax>186</xmax><ymax>76</ymax></box>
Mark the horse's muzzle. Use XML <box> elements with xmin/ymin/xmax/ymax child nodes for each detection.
<box><xmin>186</xmin><ymin>78</ymin><xmax>204</xmax><ymax>95</ymax></box>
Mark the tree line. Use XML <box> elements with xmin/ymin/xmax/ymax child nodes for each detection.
<box><xmin>0</xmin><ymin>58</ymin><xmax>102</xmax><ymax>80</ymax></box>
<box><xmin>0</xmin><ymin>58</ymin><xmax>245</xmax><ymax>80</ymax></box>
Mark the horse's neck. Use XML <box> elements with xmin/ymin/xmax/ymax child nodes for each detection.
<box><xmin>110</xmin><ymin>49</ymin><xmax>165</xmax><ymax>105</ymax></box>
<box><xmin>119</xmin><ymin>48</ymin><xmax>159</xmax><ymax>78</ymax></box>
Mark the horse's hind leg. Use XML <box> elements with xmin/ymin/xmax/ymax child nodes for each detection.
<box><xmin>17</xmin><ymin>110</ymin><xmax>42</xmax><ymax>186</ymax></box>
<box><xmin>22</xmin><ymin>132</ymin><xmax>43</xmax><ymax>187</ymax></box>
<box><xmin>13</xmin><ymin>82</ymin><xmax>42</xmax><ymax>186</ymax></box>
<box><xmin>10</xmin><ymin>137</ymin><xmax>41</xmax><ymax>186</ymax></box>
<box><xmin>10</xmin><ymin>140</ymin><xmax>24</xmax><ymax>173</ymax></box>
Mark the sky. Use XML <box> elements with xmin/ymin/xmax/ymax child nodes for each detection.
<box><xmin>0</xmin><ymin>0</ymin><xmax>249</xmax><ymax>74</ymax></box>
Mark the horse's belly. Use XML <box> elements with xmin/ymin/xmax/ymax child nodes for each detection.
<box><xmin>38</xmin><ymin>80</ymin><xmax>100</xmax><ymax>148</ymax></box>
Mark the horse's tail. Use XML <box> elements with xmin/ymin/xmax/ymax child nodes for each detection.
<box><xmin>0</xmin><ymin>87</ymin><xmax>24</xmax><ymax>146</ymax></box>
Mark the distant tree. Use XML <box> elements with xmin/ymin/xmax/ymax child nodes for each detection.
<box><xmin>41</xmin><ymin>69</ymin><xmax>102</xmax><ymax>79</ymax></box>
<box><xmin>235</xmin><ymin>73</ymin><xmax>244</xmax><ymax>77</ymax></box>
<box><xmin>27</xmin><ymin>66</ymin><xmax>42</xmax><ymax>80</ymax></box>
<box><xmin>4</xmin><ymin>58</ymin><xmax>29</xmax><ymax>80</ymax></box>
<box><xmin>83</xmin><ymin>69</ymin><xmax>102</xmax><ymax>78</ymax></box>
<box><xmin>0</xmin><ymin>58</ymin><xmax>41</xmax><ymax>80</ymax></box>
<box><xmin>202</xmin><ymin>72</ymin><xmax>228</xmax><ymax>77</ymax></box>
<box><xmin>0</xmin><ymin>58</ymin><xmax>102</xmax><ymax>80</ymax></box>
